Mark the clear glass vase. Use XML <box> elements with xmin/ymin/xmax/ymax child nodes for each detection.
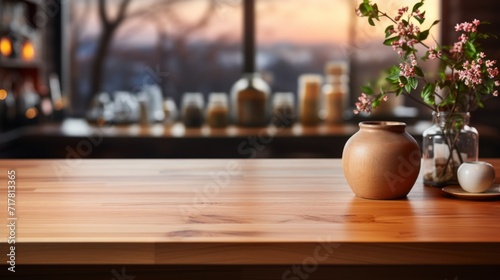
<box><xmin>422</xmin><ymin>112</ymin><xmax>478</xmax><ymax>187</ymax></box>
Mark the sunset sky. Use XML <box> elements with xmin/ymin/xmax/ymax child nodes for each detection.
<box><xmin>73</xmin><ymin>0</ymin><xmax>440</xmax><ymax>47</ymax></box>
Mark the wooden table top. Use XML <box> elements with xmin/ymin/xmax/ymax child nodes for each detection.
<box><xmin>1</xmin><ymin>159</ymin><xmax>500</xmax><ymax>265</ymax></box>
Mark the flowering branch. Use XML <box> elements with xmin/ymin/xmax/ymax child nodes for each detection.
<box><xmin>354</xmin><ymin>0</ymin><xmax>499</xmax><ymax>116</ymax></box>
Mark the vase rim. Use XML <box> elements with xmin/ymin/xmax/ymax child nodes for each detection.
<box><xmin>359</xmin><ymin>121</ymin><xmax>406</xmax><ymax>127</ymax></box>
<box><xmin>359</xmin><ymin>121</ymin><xmax>406</xmax><ymax>132</ymax></box>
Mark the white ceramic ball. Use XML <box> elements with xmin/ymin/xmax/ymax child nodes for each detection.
<box><xmin>457</xmin><ymin>161</ymin><xmax>496</xmax><ymax>193</ymax></box>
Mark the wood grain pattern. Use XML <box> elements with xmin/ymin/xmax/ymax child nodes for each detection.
<box><xmin>1</xmin><ymin>159</ymin><xmax>500</xmax><ymax>265</ymax></box>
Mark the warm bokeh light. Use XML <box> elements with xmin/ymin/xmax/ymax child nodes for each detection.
<box><xmin>0</xmin><ymin>89</ymin><xmax>8</xmax><ymax>100</ymax></box>
<box><xmin>41</xmin><ymin>98</ymin><xmax>53</xmax><ymax>116</ymax></box>
<box><xmin>256</xmin><ymin>0</ymin><xmax>440</xmax><ymax>45</ymax></box>
<box><xmin>21</xmin><ymin>41</ymin><xmax>35</xmax><ymax>61</ymax></box>
<box><xmin>54</xmin><ymin>99</ymin><xmax>64</xmax><ymax>110</ymax></box>
<box><xmin>25</xmin><ymin>108</ymin><xmax>38</xmax><ymax>119</ymax></box>
<box><xmin>0</xmin><ymin>37</ymin><xmax>12</xmax><ymax>57</ymax></box>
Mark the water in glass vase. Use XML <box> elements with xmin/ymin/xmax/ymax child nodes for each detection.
<box><xmin>422</xmin><ymin>112</ymin><xmax>478</xmax><ymax>187</ymax></box>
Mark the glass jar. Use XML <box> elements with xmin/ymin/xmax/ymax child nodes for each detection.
<box><xmin>207</xmin><ymin>93</ymin><xmax>229</xmax><ymax>128</ymax></box>
<box><xmin>181</xmin><ymin>92</ymin><xmax>204</xmax><ymax>128</ymax></box>
<box><xmin>230</xmin><ymin>73</ymin><xmax>270</xmax><ymax>127</ymax></box>
<box><xmin>422</xmin><ymin>112</ymin><xmax>478</xmax><ymax>187</ymax></box>
<box><xmin>323</xmin><ymin>75</ymin><xmax>348</xmax><ymax>124</ymax></box>
<box><xmin>163</xmin><ymin>97</ymin><xmax>178</xmax><ymax>125</ymax></box>
<box><xmin>298</xmin><ymin>74</ymin><xmax>322</xmax><ymax>126</ymax></box>
<box><xmin>272</xmin><ymin>92</ymin><xmax>295</xmax><ymax>128</ymax></box>
<box><xmin>323</xmin><ymin>62</ymin><xmax>349</xmax><ymax>124</ymax></box>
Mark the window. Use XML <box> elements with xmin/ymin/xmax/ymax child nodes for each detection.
<box><xmin>64</xmin><ymin>0</ymin><xmax>440</xmax><ymax>118</ymax></box>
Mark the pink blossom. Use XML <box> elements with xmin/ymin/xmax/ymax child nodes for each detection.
<box><xmin>412</xmin><ymin>10</ymin><xmax>425</xmax><ymax>20</ymax></box>
<box><xmin>394</xmin><ymin>6</ymin><xmax>409</xmax><ymax>22</ymax></box>
<box><xmin>409</xmin><ymin>54</ymin><xmax>417</xmax><ymax>69</ymax></box>
<box><xmin>383</xmin><ymin>95</ymin><xmax>389</xmax><ymax>102</ymax></box>
<box><xmin>486</xmin><ymin>60</ymin><xmax>499</xmax><ymax>78</ymax></box>
<box><xmin>390</xmin><ymin>22</ymin><xmax>420</xmax><ymax>53</ymax></box>
<box><xmin>459</xmin><ymin>34</ymin><xmax>468</xmax><ymax>43</ymax></box>
<box><xmin>493</xmin><ymin>90</ymin><xmax>499</xmax><ymax>97</ymax></box>
<box><xmin>479</xmin><ymin>52</ymin><xmax>486</xmax><ymax>58</ymax></box>
<box><xmin>354</xmin><ymin>93</ymin><xmax>372</xmax><ymax>114</ymax></box>
<box><xmin>355</xmin><ymin>8</ymin><xmax>362</xmax><ymax>17</ymax></box>
<box><xmin>406</xmin><ymin>39</ymin><xmax>418</xmax><ymax>47</ymax></box>
<box><xmin>487</xmin><ymin>67</ymin><xmax>499</xmax><ymax>79</ymax></box>
<box><xmin>473</xmin><ymin>19</ymin><xmax>481</xmax><ymax>26</ymax></box>
<box><xmin>428</xmin><ymin>46</ymin><xmax>442</xmax><ymax>60</ymax></box>
<box><xmin>451</xmin><ymin>42</ymin><xmax>463</xmax><ymax>54</ymax></box>
<box><xmin>455</xmin><ymin>21</ymin><xmax>479</xmax><ymax>32</ymax></box>
<box><xmin>458</xmin><ymin>60</ymin><xmax>483</xmax><ymax>88</ymax></box>
<box><xmin>400</xmin><ymin>61</ymin><xmax>416</xmax><ymax>78</ymax></box>
<box><xmin>495</xmin><ymin>80</ymin><xmax>500</xmax><ymax>86</ymax></box>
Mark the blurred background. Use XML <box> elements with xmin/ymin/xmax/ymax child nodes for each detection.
<box><xmin>0</xmin><ymin>0</ymin><xmax>499</xmax><ymax>158</ymax></box>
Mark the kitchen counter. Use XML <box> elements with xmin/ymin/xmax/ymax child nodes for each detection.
<box><xmin>2</xmin><ymin>119</ymin><xmax>500</xmax><ymax>159</ymax></box>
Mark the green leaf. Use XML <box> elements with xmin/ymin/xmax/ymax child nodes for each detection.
<box><xmin>361</xmin><ymin>85</ymin><xmax>374</xmax><ymax>95</ymax></box>
<box><xmin>388</xmin><ymin>66</ymin><xmax>401</xmax><ymax>81</ymax></box>
<box><xmin>439</xmin><ymin>69</ymin><xmax>446</xmax><ymax>80</ymax></box>
<box><xmin>488</xmin><ymin>32</ymin><xmax>498</xmax><ymax>39</ymax></box>
<box><xmin>385</xmin><ymin>25</ymin><xmax>394</xmax><ymax>37</ymax></box>
<box><xmin>421</xmin><ymin>83</ymin><xmax>435</xmax><ymax>105</ymax></box>
<box><xmin>368</xmin><ymin>17</ymin><xmax>375</xmax><ymax>26</ymax></box>
<box><xmin>386</xmin><ymin>72</ymin><xmax>398</xmax><ymax>83</ymax></box>
<box><xmin>430</xmin><ymin>20</ymin><xmax>440</xmax><ymax>28</ymax></box>
<box><xmin>405</xmin><ymin>83</ymin><xmax>412</xmax><ymax>93</ymax></box>
<box><xmin>412</xmin><ymin>1</ymin><xmax>424</xmax><ymax>13</ymax></box>
<box><xmin>408</xmin><ymin>77</ymin><xmax>418</xmax><ymax>89</ymax></box>
<box><xmin>414</xmin><ymin>66</ymin><xmax>424</xmax><ymax>77</ymax></box>
<box><xmin>414</xmin><ymin>14</ymin><xmax>425</xmax><ymax>24</ymax></box>
<box><xmin>418</xmin><ymin>30</ymin><xmax>429</xmax><ymax>41</ymax></box>
<box><xmin>359</xmin><ymin>3</ymin><xmax>371</xmax><ymax>14</ymax></box>
<box><xmin>477</xmin><ymin>33</ymin><xmax>490</xmax><ymax>40</ymax></box>
<box><xmin>372</xmin><ymin>3</ymin><xmax>379</xmax><ymax>20</ymax></box>
<box><xmin>383</xmin><ymin>36</ymin><xmax>400</xmax><ymax>46</ymax></box>
<box><xmin>478</xmin><ymin>85</ymin><xmax>489</xmax><ymax>95</ymax></box>
<box><xmin>469</xmin><ymin>32</ymin><xmax>477</xmax><ymax>41</ymax></box>
<box><xmin>465</xmin><ymin>41</ymin><xmax>477</xmax><ymax>58</ymax></box>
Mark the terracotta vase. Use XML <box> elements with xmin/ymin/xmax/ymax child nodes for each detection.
<box><xmin>342</xmin><ymin>121</ymin><xmax>421</xmax><ymax>199</ymax></box>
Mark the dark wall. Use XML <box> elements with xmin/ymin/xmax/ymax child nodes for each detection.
<box><xmin>441</xmin><ymin>0</ymin><xmax>500</xmax><ymax>128</ymax></box>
